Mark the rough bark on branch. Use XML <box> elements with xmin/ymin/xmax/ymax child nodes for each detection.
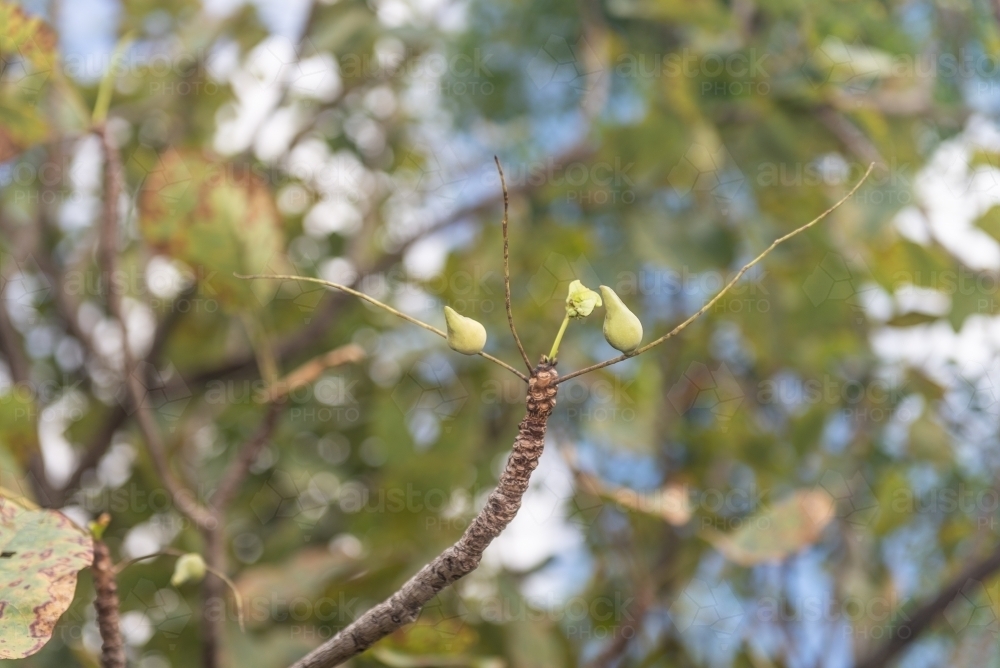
<box><xmin>289</xmin><ymin>361</ymin><xmax>559</xmax><ymax>668</ymax></box>
<box><xmin>92</xmin><ymin>539</ymin><xmax>126</xmax><ymax>668</ymax></box>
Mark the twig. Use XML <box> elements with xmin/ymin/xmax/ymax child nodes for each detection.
<box><xmin>112</xmin><ymin>548</ymin><xmax>245</xmax><ymax>631</ymax></box>
<box><xmin>557</xmin><ymin>163</ymin><xmax>875</xmax><ymax>385</ymax></box>
<box><xmin>50</xmin><ymin>287</ymin><xmax>194</xmax><ymax>508</ymax></box>
<box><xmin>815</xmin><ymin>106</ymin><xmax>884</xmax><ymax>167</ymax></box>
<box><xmin>98</xmin><ymin>125</ymin><xmax>215</xmax><ymax>531</ymax></box>
<box><xmin>209</xmin><ymin>400</ymin><xmax>285</xmax><ymax>512</ymax></box>
<box><xmin>494</xmin><ymin>157</ymin><xmax>531</xmax><ymax>371</ymax></box>
<box><xmin>855</xmin><ymin>542</ymin><xmax>1000</xmax><ymax>668</ymax></box>
<box><xmin>92</xmin><ymin>536</ymin><xmax>126</xmax><ymax>668</ymax></box>
<box><xmin>266</xmin><ymin>343</ymin><xmax>365</xmax><ymax>402</ymax></box>
<box><xmin>288</xmin><ymin>362</ymin><xmax>559</xmax><ymax>668</ymax></box>
<box><xmin>201</xmin><ymin>523</ymin><xmax>225</xmax><ymax>668</ymax></box>
<box><xmin>235</xmin><ymin>274</ymin><xmax>528</xmax><ymax>382</ymax></box>
<box><xmin>0</xmin><ymin>278</ymin><xmax>31</xmax><ymax>384</ymax></box>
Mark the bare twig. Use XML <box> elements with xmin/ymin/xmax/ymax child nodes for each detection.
<box><xmin>266</xmin><ymin>343</ymin><xmax>365</xmax><ymax>402</ymax></box>
<box><xmin>98</xmin><ymin>125</ymin><xmax>215</xmax><ymax>531</ymax></box>
<box><xmin>556</xmin><ymin>163</ymin><xmax>875</xmax><ymax>385</ymax></box>
<box><xmin>0</xmin><ymin>286</ymin><xmax>31</xmax><ymax>384</ymax></box>
<box><xmin>91</xmin><ymin>519</ymin><xmax>126</xmax><ymax>668</ymax></box>
<box><xmin>856</xmin><ymin>542</ymin><xmax>1000</xmax><ymax>668</ymax></box>
<box><xmin>289</xmin><ymin>362</ymin><xmax>559</xmax><ymax>668</ymax></box>
<box><xmin>112</xmin><ymin>548</ymin><xmax>245</xmax><ymax>631</ymax></box>
<box><xmin>494</xmin><ymin>157</ymin><xmax>531</xmax><ymax>371</ymax></box>
<box><xmin>209</xmin><ymin>401</ymin><xmax>285</xmax><ymax>512</ymax></box>
<box><xmin>815</xmin><ymin>106</ymin><xmax>884</xmax><ymax>167</ymax></box>
<box><xmin>236</xmin><ymin>274</ymin><xmax>528</xmax><ymax>382</ymax></box>
<box><xmin>201</xmin><ymin>523</ymin><xmax>226</xmax><ymax>668</ymax></box>
<box><xmin>49</xmin><ymin>287</ymin><xmax>194</xmax><ymax>508</ymax></box>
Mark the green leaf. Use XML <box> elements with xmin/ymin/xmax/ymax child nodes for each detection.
<box><xmin>0</xmin><ymin>497</ymin><xmax>93</xmax><ymax>659</ymax></box>
<box><xmin>701</xmin><ymin>490</ymin><xmax>835</xmax><ymax>566</ymax></box>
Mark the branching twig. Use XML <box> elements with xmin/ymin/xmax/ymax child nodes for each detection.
<box><xmin>495</xmin><ymin>157</ymin><xmax>531</xmax><ymax>371</ymax></box>
<box><xmin>557</xmin><ymin>163</ymin><xmax>875</xmax><ymax>385</ymax></box>
<box><xmin>288</xmin><ymin>362</ymin><xmax>559</xmax><ymax>668</ymax></box>
<box><xmin>236</xmin><ymin>274</ymin><xmax>528</xmax><ymax>382</ymax></box>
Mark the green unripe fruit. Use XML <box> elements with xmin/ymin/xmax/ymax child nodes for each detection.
<box><xmin>171</xmin><ymin>553</ymin><xmax>207</xmax><ymax>587</ymax></box>
<box><xmin>599</xmin><ymin>285</ymin><xmax>642</xmax><ymax>354</ymax></box>
<box><xmin>444</xmin><ymin>306</ymin><xmax>487</xmax><ymax>355</ymax></box>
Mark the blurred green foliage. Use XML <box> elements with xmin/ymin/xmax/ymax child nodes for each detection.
<box><xmin>4</xmin><ymin>0</ymin><xmax>1000</xmax><ymax>666</ymax></box>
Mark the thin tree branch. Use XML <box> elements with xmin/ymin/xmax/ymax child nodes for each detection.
<box><xmin>288</xmin><ymin>362</ymin><xmax>559</xmax><ymax>668</ymax></box>
<box><xmin>236</xmin><ymin>274</ymin><xmax>528</xmax><ymax>382</ymax></box>
<box><xmin>815</xmin><ymin>106</ymin><xmax>884</xmax><ymax>167</ymax></box>
<box><xmin>494</xmin><ymin>156</ymin><xmax>531</xmax><ymax>371</ymax></box>
<box><xmin>201</xmin><ymin>523</ymin><xmax>226</xmax><ymax>668</ymax></box>
<box><xmin>856</xmin><ymin>542</ymin><xmax>1000</xmax><ymax>668</ymax></box>
<box><xmin>98</xmin><ymin>125</ymin><xmax>216</xmax><ymax>531</ymax></box>
<box><xmin>266</xmin><ymin>343</ymin><xmax>365</xmax><ymax>402</ymax></box>
<box><xmin>556</xmin><ymin>163</ymin><xmax>875</xmax><ymax>385</ymax></box>
<box><xmin>0</xmin><ymin>286</ymin><xmax>31</xmax><ymax>384</ymax></box>
<box><xmin>49</xmin><ymin>286</ymin><xmax>194</xmax><ymax>508</ymax></box>
<box><xmin>209</xmin><ymin>400</ymin><xmax>285</xmax><ymax>512</ymax></box>
<box><xmin>92</xmin><ymin>532</ymin><xmax>126</xmax><ymax>668</ymax></box>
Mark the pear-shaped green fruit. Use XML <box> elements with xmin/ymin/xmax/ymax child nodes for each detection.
<box><xmin>599</xmin><ymin>286</ymin><xmax>643</xmax><ymax>353</ymax></box>
<box><xmin>444</xmin><ymin>306</ymin><xmax>487</xmax><ymax>355</ymax></box>
<box><xmin>171</xmin><ymin>553</ymin><xmax>207</xmax><ymax>587</ymax></box>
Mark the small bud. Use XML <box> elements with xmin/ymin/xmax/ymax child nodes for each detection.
<box><xmin>171</xmin><ymin>553</ymin><xmax>207</xmax><ymax>587</ymax></box>
<box><xmin>566</xmin><ymin>280</ymin><xmax>602</xmax><ymax>319</ymax></box>
<box><xmin>599</xmin><ymin>285</ymin><xmax>643</xmax><ymax>353</ymax></box>
<box><xmin>444</xmin><ymin>306</ymin><xmax>487</xmax><ymax>355</ymax></box>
